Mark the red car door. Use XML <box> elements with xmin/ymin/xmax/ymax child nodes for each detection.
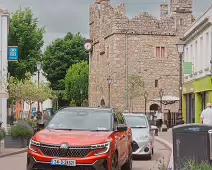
<box><xmin>117</xmin><ymin>113</ymin><xmax>128</xmax><ymax>163</ymax></box>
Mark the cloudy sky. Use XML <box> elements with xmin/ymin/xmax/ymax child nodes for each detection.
<box><xmin>0</xmin><ymin>0</ymin><xmax>211</xmax><ymax>48</ymax></box>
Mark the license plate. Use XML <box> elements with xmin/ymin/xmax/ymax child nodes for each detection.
<box><xmin>50</xmin><ymin>159</ymin><xmax>76</xmax><ymax>166</ymax></box>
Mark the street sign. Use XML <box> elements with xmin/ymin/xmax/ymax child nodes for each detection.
<box><xmin>184</xmin><ymin>62</ymin><xmax>192</xmax><ymax>74</ymax></box>
<box><xmin>8</xmin><ymin>46</ymin><xmax>18</xmax><ymax>61</ymax></box>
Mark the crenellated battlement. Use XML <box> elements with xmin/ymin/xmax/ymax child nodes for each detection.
<box><xmin>89</xmin><ymin>1</ymin><xmax>179</xmax><ymax>45</ymax></box>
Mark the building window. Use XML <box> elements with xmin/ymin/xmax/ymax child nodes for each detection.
<box><xmin>206</xmin><ymin>32</ymin><xmax>209</xmax><ymax>59</ymax></box>
<box><xmin>156</xmin><ymin>47</ymin><xmax>165</xmax><ymax>58</ymax></box>
<box><xmin>155</xmin><ymin>80</ymin><xmax>158</xmax><ymax>87</ymax></box>
<box><xmin>179</xmin><ymin>19</ymin><xmax>184</xmax><ymax>25</ymax></box>
<box><xmin>106</xmin><ymin>46</ymin><xmax>109</xmax><ymax>58</ymax></box>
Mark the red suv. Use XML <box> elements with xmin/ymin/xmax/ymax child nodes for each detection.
<box><xmin>27</xmin><ymin>107</ymin><xmax>133</xmax><ymax>170</ymax></box>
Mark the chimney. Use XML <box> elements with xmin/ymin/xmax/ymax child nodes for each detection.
<box><xmin>95</xmin><ymin>0</ymin><xmax>110</xmax><ymax>4</ymax></box>
<box><xmin>160</xmin><ymin>1</ymin><xmax>168</xmax><ymax>19</ymax></box>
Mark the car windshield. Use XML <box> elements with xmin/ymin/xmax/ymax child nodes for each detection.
<box><xmin>124</xmin><ymin>115</ymin><xmax>148</xmax><ymax>128</ymax></box>
<box><xmin>47</xmin><ymin>109</ymin><xmax>111</xmax><ymax>131</ymax></box>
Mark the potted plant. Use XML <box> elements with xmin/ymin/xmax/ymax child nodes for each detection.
<box><xmin>0</xmin><ymin>128</ymin><xmax>6</xmax><ymax>141</ymax></box>
<box><xmin>4</xmin><ymin>121</ymin><xmax>33</xmax><ymax>148</ymax></box>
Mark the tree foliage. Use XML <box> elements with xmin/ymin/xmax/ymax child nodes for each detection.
<box><xmin>128</xmin><ymin>75</ymin><xmax>145</xmax><ymax>112</ymax></box>
<box><xmin>8</xmin><ymin>7</ymin><xmax>45</xmax><ymax>80</ymax></box>
<box><xmin>65</xmin><ymin>61</ymin><xmax>89</xmax><ymax>106</ymax></box>
<box><xmin>8</xmin><ymin>73</ymin><xmax>56</xmax><ymax>117</ymax></box>
<box><xmin>128</xmin><ymin>75</ymin><xmax>145</xmax><ymax>100</ymax></box>
<box><xmin>42</xmin><ymin>32</ymin><xmax>88</xmax><ymax>90</ymax></box>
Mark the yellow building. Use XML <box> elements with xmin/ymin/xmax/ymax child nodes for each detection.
<box><xmin>182</xmin><ymin>6</ymin><xmax>212</xmax><ymax>123</ymax></box>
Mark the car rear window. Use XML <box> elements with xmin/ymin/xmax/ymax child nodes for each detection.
<box><xmin>124</xmin><ymin>115</ymin><xmax>148</xmax><ymax>128</ymax></box>
<box><xmin>47</xmin><ymin>109</ymin><xmax>112</xmax><ymax>131</ymax></box>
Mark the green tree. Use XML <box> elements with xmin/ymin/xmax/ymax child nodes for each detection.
<box><xmin>42</xmin><ymin>32</ymin><xmax>88</xmax><ymax>90</ymax></box>
<box><xmin>14</xmin><ymin>73</ymin><xmax>55</xmax><ymax>118</ymax></box>
<box><xmin>128</xmin><ymin>75</ymin><xmax>145</xmax><ymax>112</ymax></box>
<box><xmin>8</xmin><ymin>76</ymin><xmax>20</xmax><ymax>119</ymax></box>
<box><xmin>65</xmin><ymin>61</ymin><xmax>89</xmax><ymax>106</ymax></box>
<box><xmin>8</xmin><ymin>7</ymin><xmax>45</xmax><ymax>80</ymax></box>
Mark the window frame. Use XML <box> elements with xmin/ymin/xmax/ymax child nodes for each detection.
<box><xmin>156</xmin><ymin>46</ymin><xmax>166</xmax><ymax>58</ymax></box>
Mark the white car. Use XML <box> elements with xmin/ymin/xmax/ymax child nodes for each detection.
<box><xmin>124</xmin><ymin>113</ymin><xmax>155</xmax><ymax>160</ymax></box>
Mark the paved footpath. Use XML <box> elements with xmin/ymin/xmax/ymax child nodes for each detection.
<box><xmin>158</xmin><ymin>130</ymin><xmax>173</xmax><ymax>144</ymax></box>
<box><xmin>0</xmin><ymin>141</ymin><xmax>170</xmax><ymax>170</ymax></box>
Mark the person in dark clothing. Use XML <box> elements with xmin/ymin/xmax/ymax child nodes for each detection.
<box><xmin>176</xmin><ymin>116</ymin><xmax>185</xmax><ymax>125</ymax></box>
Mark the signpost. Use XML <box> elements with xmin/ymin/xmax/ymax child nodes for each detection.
<box><xmin>184</xmin><ymin>62</ymin><xmax>192</xmax><ymax>74</ymax></box>
<box><xmin>8</xmin><ymin>46</ymin><xmax>18</xmax><ymax>61</ymax></box>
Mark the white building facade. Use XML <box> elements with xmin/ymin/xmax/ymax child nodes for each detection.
<box><xmin>0</xmin><ymin>10</ymin><xmax>9</xmax><ymax>129</ymax></box>
<box><xmin>182</xmin><ymin>5</ymin><xmax>212</xmax><ymax>123</ymax></box>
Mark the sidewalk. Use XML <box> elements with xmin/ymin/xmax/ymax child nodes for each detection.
<box><xmin>0</xmin><ymin>141</ymin><xmax>27</xmax><ymax>158</ymax></box>
<box><xmin>158</xmin><ymin>129</ymin><xmax>173</xmax><ymax>144</ymax></box>
<box><xmin>155</xmin><ymin>129</ymin><xmax>174</xmax><ymax>169</ymax></box>
<box><xmin>0</xmin><ymin>148</ymin><xmax>27</xmax><ymax>158</ymax></box>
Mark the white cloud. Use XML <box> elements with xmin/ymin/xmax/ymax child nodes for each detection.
<box><xmin>0</xmin><ymin>0</ymin><xmax>211</xmax><ymax>47</ymax></box>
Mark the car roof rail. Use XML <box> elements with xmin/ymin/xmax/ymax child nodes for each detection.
<box><xmin>58</xmin><ymin>106</ymin><xmax>69</xmax><ymax>111</ymax></box>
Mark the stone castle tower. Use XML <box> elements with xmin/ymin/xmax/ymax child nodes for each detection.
<box><xmin>89</xmin><ymin>0</ymin><xmax>193</xmax><ymax>113</ymax></box>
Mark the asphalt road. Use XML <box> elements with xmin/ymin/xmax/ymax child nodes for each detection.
<box><xmin>0</xmin><ymin>141</ymin><xmax>170</xmax><ymax>170</ymax></box>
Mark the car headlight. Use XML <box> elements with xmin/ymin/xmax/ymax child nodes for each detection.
<box><xmin>29</xmin><ymin>139</ymin><xmax>40</xmax><ymax>153</ymax></box>
<box><xmin>91</xmin><ymin>142</ymin><xmax>111</xmax><ymax>156</ymax></box>
<box><xmin>136</xmin><ymin>134</ymin><xmax>149</xmax><ymax>140</ymax></box>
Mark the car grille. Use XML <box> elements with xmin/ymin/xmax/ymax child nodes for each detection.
<box><xmin>32</xmin><ymin>163</ymin><xmax>95</xmax><ymax>170</ymax></box>
<box><xmin>39</xmin><ymin>144</ymin><xmax>91</xmax><ymax>158</ymax></box>
<box><xmin>132</xmin><ymin>141</ymin><xmax>139</xmax><ymax>152</ymax></box>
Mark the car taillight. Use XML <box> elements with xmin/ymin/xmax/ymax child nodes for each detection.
<box><xmin>29</xmin><ymin>139</ymin><xmax>40</xmax><ymax>153</ymax></box>
<box><xmin>91</xmin><ymin>142</ymin><xmax>111</xmax><ymax>156</ymax></box>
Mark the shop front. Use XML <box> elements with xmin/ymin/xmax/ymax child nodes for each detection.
<box><xmin>182</xmin><ymin>76</ymin><xmax>212</xmax><ymax>123</ymax></box>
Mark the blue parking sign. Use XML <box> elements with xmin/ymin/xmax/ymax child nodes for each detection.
<box><xmin>8</xmin><ymin>46</ymin><xmax>18</xmax><ymax>61</ymax></box>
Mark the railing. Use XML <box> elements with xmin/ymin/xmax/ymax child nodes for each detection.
<box><xmin>140</xmin><ymin>112</ymin><xmax>178</xmax><ymax>128</ymax></box>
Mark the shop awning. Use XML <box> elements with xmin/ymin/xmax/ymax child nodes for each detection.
<box><xmin>151</xmin><ymin>95</ymin><xmax>179</xmax><ymax>105</ymax></box>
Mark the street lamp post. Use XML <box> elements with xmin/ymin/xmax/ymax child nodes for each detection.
<box><xmin>125</xmin><ymin>32</ymin><xmax>129</xmax><ymax>112</ymax></box>
<box><xmin>144</xmin><ymin>91</ymin><xmax>148</xmax><ymax>115</ymax></box>
<box><xmin>107</xmin><ymin>76</ymin><xmax>112</xmax><ymax>108</ymax></box>
<box><xmin>36</xmin><ymin>61</ymin><xmax>42</xmax><ymax>113</ymax></box>
<box><xmin>176</xmin><ymin>40</ymin><xmax>185</xmax><ymax>116</ymax></box>
<box><xmin>80</xmin><ymin>89</ymin><xmax>83</xmax><ymax>106</ymax></box>
<box><xmin>159</xmin><ymin>88</ymin><xmax>164</xmax><ymax>110</ymax></box>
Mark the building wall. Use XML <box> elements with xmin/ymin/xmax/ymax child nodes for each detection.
<box><xmin>89</xmin><ymin>0</ymin><xmax>193</xmax><ymax>112</ymax></box>
<box><xmin>182</xmin><ymin>6</ymin><xmax>212</xmax><ymax>123</ymax></box>
<box><xmin>184</xmin><ymin>25</ymin><xmax>212</xmax><ymax>82</ymax></box>
<box><xmin>0</xmin><ymin>11</ymin><xmax>9</xmax><ymax>129</ymax></box>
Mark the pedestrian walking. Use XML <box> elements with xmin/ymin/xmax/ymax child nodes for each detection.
<box><xmin>155</xmin><ymin>107</ymin><xmax>164</xmax><ymax>132</ymax></box>
<box><xmin>176</xmin><ymin>115</ymin><xmax>185</xmax><ymax>125</ymax></box>
<box><xmin>200</xmin><ymin>103</ymin><xmax>212</xmax><ymax>125</ymax></box>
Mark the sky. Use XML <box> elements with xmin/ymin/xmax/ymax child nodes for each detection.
<box><xmin>0</xmin><ymin>0</ymin><xmax>211</xmax><ymax>48</ymax></box>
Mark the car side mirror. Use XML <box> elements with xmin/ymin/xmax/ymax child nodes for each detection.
<box><xmin>116</xmin><ymin>124</ymin><xmax>128</xmax><ymax>132</ymax></box>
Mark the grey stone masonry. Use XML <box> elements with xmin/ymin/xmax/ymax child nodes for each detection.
<box><xmin>89</xmin><ymin>0</ymin><xmax>194</xmax><ymax>112</ymax></box>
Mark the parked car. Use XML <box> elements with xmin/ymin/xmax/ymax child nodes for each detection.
<box><xmin>27</xmin><ymin>107</ymin><xmax>133</xmax><ymax>170</ymax></box>
<box><xmin>123</xmin><ymin>113</ymin><xmax>155</xmax><ymax>160</ymax></box>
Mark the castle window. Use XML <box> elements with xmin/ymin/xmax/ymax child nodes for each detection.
<box><xmin>179</xmin><ymin>19</ymin><xmax>184</xmax><ymax>25</ymax></box>
<box><xmin>155</xmin><ymin>80</ymin><xmax>158</xmax><ymax>87</ymax></box>
<box><xmin>107</xmin><ymin>46</ymin><xmax>109</xmax><ymax>58</ymax></box>
<box><xmin>156</xmin><ymin>47</ymin><xmax>165</xmax><ymax>58</ymax></box>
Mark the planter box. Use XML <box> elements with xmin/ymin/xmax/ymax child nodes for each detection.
<box><xmin>4</xmin><ymin>135</ymin><xmax>28</xmax><ymax>148</ymax></box>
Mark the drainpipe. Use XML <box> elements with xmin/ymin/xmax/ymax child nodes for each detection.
<box><xmin>211</xmin><ymin>22</ymin><xmax>212</xmax><ymax>74</ymax></box>
<box><xmin>125</xmin><ymin>32</ymin><xmax>129</xmax><ymax>111</ymax></box>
